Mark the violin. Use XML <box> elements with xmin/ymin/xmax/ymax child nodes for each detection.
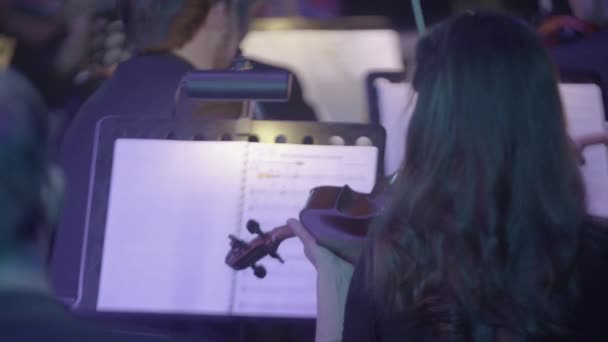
<box><xmin>226</xmin><ymin>133</ymin><xmax>608</xmax><ymax>278</ymax></box>
<box><xmin>225</xmin><ymin>173</ymin><xmax>397</xmax><ymax>278</ymax></box>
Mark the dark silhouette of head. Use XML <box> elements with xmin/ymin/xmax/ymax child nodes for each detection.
<box><xmin>366</xmin><ymin>11</ymin><xmax>586</xmax><ymax>340</ymax></box>
<box><xmin>121</xmin><ymin>0</ymin><xmax>263</xmax><ymax>67</ymax></box>
<box><xmin>0</xmin><ymin>69</ymin><xmax>60</xmax><ymax>260</ymax></box>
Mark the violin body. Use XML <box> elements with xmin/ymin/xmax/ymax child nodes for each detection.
<box><xmin>225</xmin><ymin>173</ymin><xmax>396</xmax><ymax>276</ymax></box>
<box><xmin>224</xmin><ymin>186</ymin><xmax>383</xmax><ymax>276</ymax></box>
<box><xmin>299</xmin><ymin>186</ymin><xmax>385</xmax><ymax>264</ymax></box>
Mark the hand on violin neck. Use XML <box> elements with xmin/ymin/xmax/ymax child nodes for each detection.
<box><xmin>288</xmin><ymin>219</ymin><xmax>318</xmax><ymax>266</ymax></box>
<box><xmin>287</xmin><ymin>219</ymin><xmax>353</xmax><ymax>274</ymax></box>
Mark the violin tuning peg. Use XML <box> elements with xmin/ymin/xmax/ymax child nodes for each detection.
<box><xmin>269</xmin><ymin>251</ymin><xmax>284</xmax><ymax>263</ymax></box>
<box><xmin>229</xmin><ymin>234</ymin><xmax>246</xmax><ymax>248</ymax></box>
<box><xmin>252</xmin><ymin>264</ymin><xmax>267</xmax><ymax>279</ymax></box>
<box><xmin>246</xmin><ymin>220</ymin><xmax>264</xmax><ymax>236</ymax></box>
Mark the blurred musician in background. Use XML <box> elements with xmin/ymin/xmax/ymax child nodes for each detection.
<box><xmin>0</xmin><ymin>0</ymin><xmax>92</xmax><ymax>109</ymax></box>
<box><xmin>541</xmin><ymin>0</ymin><xmax>608</xmax><ymax>119</ymax></box>
<box><xmin>537</xmin><ymin>0</ymin><xmax>607</xmax><ymax>45</ymax></box>
<box><xmin>0</xmin><ymin>68</ymin><xmax>180</xmax><ymax>342</ymax></box>
<box><xmin>568</xmin><ymin>0</ymin><xmax>608</xmax><ymax>27</ymax></box>
<box><xmin>52</xmin><ymin>0</ymin><xmax>264</xmax><ymax>301</ymax></box>
<box><xmin>504</xmin><ymin>0</ymin><xmax>572</xmax><ymax>23</ymax></box>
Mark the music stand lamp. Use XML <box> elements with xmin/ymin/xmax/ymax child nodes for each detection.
<box><xmin>174</xmin><ymin>70</ymin><xmax>293</xmax><ymax>120</ymax></box>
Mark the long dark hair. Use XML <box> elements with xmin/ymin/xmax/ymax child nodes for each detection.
<box><xmin>365</xmin><ymin>12</ymin><xmax>586</xmax><ymax>340</ymax></box>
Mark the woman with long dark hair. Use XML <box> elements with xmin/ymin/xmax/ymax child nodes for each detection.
<box><xmin>290</xmin><ymin>11</ymin><xmax>608</xmax><ymax>342</ymax></box>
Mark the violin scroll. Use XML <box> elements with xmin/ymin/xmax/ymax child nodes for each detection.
<box><xmin>247</xmin><ymin>220</ymin><xmax>265</xmax><ymax>237</ymax></box>
<box><xmin>225</xmin><ymin>220</ymin><xmax>294</xmax><ymax>278</ymax></box>
<box><xmin>252</xmin><ymin>264</ymin><xmax>267</xmax><ymax>279</ymax></box>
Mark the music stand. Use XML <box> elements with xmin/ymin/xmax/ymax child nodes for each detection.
<box><xmin>75</xmin><ymin>116</ymin><xmax>385</xmax><ymax>320</ymax></box>
<box><xmin>175</xmin><ymin>70</ymin><xmax>293</xmax><ymax>120</ymax></box>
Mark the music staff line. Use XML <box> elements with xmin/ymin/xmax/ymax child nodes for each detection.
<box><xmin>235</xmin><ymin>283</ymin><xmax>314</xmax><ymax>294</ymax></box>
<box><xmin>235</xmin><ymin>301</ymin><xmax>315</xmax><ymax>313</ymax></box>
<box><xmin>248</xmin><ymin>172</ymin><xmax>369</xmax><ymax>183</ymax></box>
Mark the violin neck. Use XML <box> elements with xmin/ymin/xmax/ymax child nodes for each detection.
<box><xmin>272</xmin><ymin>225</ymin><xmax>296</xmax><ymax>245</ymax></box>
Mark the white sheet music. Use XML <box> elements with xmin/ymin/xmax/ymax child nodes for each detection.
<box><xmin>97</xmin><ymin>140</ymin><xmax>246</xmax><ymax>314</ymax></box>
<box><xmin>375</xmin><ymin>79</ymin><xmax>416</xmax><ymax>176</ymax></box>
<box><xmin>233</xmin><ymin>143</ymin><xmax>378</xmax><ymax>318</ymax></box>
<box><xmin>560</xmin><ymin>84</ymin><xmax>608</xmax><ymax>218</ymax></box>
<box><xmin>96</xmin><ymin>140</ymin><xmax>378</xmax><ymax>318</ymax></box>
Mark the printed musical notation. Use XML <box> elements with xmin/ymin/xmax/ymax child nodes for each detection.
<box><xmin>97</xmin><ymin>140</ymin><xmax>377</xmax><ymax>318</ymax></box>
<box><xmin>231</xmin><ymin>143</ymin><xmax>378</xmax><ymax>317</ymax></box>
